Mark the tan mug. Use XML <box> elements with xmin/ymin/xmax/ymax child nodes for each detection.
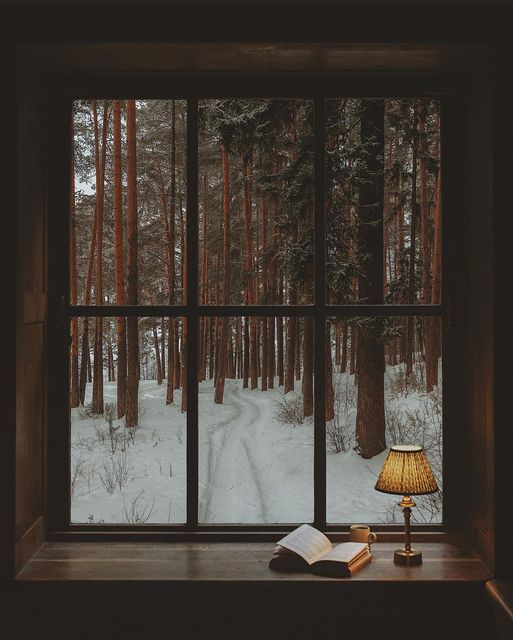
<box><xmin>349</xmin><ymin>524</ymin><xmax>377</xmax><ymax>545</ymax></box>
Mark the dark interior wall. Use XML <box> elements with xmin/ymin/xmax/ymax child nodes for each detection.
<box><xmin>14</xmin><ymin>70</ymin><xmax>47</xmax><ymax>575</ymax></box>
<box><xmin>0</xmin><ymin>0</ymin><xmax>511</xmax><ymax>590</ymax></box>
<box><xmin>492</xmin><ymin>43</ymin><xmax>513</xmax><ymax>581</ymax></box>
<box><xmin>462</xmin><ymin>50</ymin><xmax>495</xmax><ymax>570</ymax></box>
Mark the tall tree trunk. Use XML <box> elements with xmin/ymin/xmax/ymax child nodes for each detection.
<box><xmin>325</xmin><ymin>324</ymin><xmax>335</xmax><ymax>421</ymax></box>
<box><xmin>161</xmin><ymin>318</ymin><xmax>166</xmax><ymax>380</ymax></box>
<box><xmin>91</xmin><ymin>101</ymin><xmax>109</xmax><ymax>415</ymax></box>
<box><xmin>350</xmin><ymin>323</ymin><xmax>357</xmax><ymax>376</ymax></box>
<box><xmin>199</xmin><ymin>174</ymin><xmax>209</xmax><ymax>382</ymax></box>
<box><xmin>153</xmin><ymin>326</ymin><xmax>163</xmax><ymax>385</ymax></box>
<box><xmin>406</xmin><ymin>104</ymin><xmax>419</xmax><ymax>380</ymax></box>
<box><xmin>70</xmin><ymin>141</ymin><xmax>80</xmax><ymax>408</ymax></box>
<box><xmin>215</xmin><ymin>144</ymin><xmax>231</xmax><ymax>404</ymax></box>
<box><xmin>277</xmin><ymin>274</ymin><xmax>284</xmax><ymax>386</ymax></box>
<box><xmin>243</xmin><ymin>316</ymin><xmax>249</xmax><ymax>388</ymax></box>
<box><xmin>418</xmin><ymin>102</ymin><xmax>436</xmax><ymax>392</ymax></box>
<box><xmin>355</xmin><ymin>99</ymin><xmax>386</xmax><ymax>459</ymax></box>
<box><xmin>166</xmin><ymin>101</ymin><xmax>178</xmax><ymax>403</ymax></box>
<box><xmin>341</xmin><ymin>322</ymin><xmax>348</xmax><ymax>373</ymax></box>
<box><xmin>113</xmin><ymin>100</ymin><xmax>127</xmax><ymax>418</ymax></box>
<box><xmin>260</xmin><ymin>197</ymin><xmax>268</xmax><ymax>391</ymax></box>
<box><xmin>242</xmin><ymin>158</ymin><xmax>258</xmax><ymax>390</ymax></box>
<box><xmin>428</xmin><ymin>108</ymin><xmax>442</xmax><ymax>389</ymax></box>
<box><xmin>303</xmin><ymin>317</ymin><xmax>314</xmax><ymax>417</ymax></box>
<box><xmin>181</xmin><ymin>226</ymin><xmax>188</xmax><ymax>412</ymax></box>
<box><xmin>125</xmin><ymin>99</ymin><xmax>139</xmax><ymax>428</ymax></box>
<box><xmin>107</xmin><ymin>328</ymin><xmax>115</xmax><ymax>382</ymax></box>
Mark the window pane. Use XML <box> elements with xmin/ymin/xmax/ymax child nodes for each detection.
<box><xmin>71</xmin><ymin>100</ymin><xmax>187</xmax><ymax>306</ymax></box>
<box><xmin>70</xmin><ymin>316</ymin><xmax>187</xmax><ymax>524</ymax></box>
<box><xmin>198</xmin><ymin>99</ymin><xmax>314</xmax><ymax>305</ymax></box>
<box><xmin>326</xmin><ymin>316</ymin><xmax>442</xmax><ymax>523</ymax></box>
<box><xmin>199</xmin><ymin>316</ymin><xmax>314</xmax><ymax>522</ymax></box>
<box><xmin>326</xmin><ymin>99</ymin><xmax>441</xmax><ymax>305</ymax></box>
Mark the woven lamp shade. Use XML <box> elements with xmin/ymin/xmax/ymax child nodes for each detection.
<box><xmin>375</xmin><ymin>445</ymin><xmax>438</xmax><ymax>496</ymax></box>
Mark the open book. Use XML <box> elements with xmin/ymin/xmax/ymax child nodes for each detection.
<box><xmin>269</xmin><ymin>524</ymin><xmax>372</xmax><ymax>578</ymax></box>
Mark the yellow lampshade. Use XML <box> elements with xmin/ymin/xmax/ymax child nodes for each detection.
<box><xmin>375</xmin><ymin>445</ymin><xmax>438</xmax><ymax>496</ymax></box>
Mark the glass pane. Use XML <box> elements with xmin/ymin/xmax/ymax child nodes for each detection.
<box><xmin>198</xmin><ymin>99</ymin><xmax>314</xmax><ymax>305</ymax></box>
<box><xmin>71</xmin><ymin>100</ymin><xmax>187</xmax><ymax>305</ymax></box>
<box><xmin>199</xmin><ymin>316</ymin><xmax>314</xmax><ymax>522</ymax></box>
<box><xmin>326</xmin><ymin>99</ymin><xmax>441</xmax><ymax>305</ymax></box>
<box><xmin>70</xmin><ymin>316</ymin><xmax>187</xmax><ymax>524</ymax></box>
<box><xmin>326</xmin><ymin>316</ymin><xmax>442</xmax><ymax>523</ymax></box>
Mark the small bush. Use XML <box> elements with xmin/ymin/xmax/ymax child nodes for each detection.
<box><xmin>326</xmin><ymin>420</ymin><xmax>348</xmax><ymax>454</ymax></box>
<box><xmin>274</xmin><ymin>393</ymin><xmax>304</xmax><ymax>426</ymax></box>
<box><xmin>122</xmin><ymin>490</ymin><xmax>156</xmax><ymax>524</ymax></box>
<box><xmin>385</xmin><ymin>363</ymin><xmax>426</xmax><ymax>398</ymax></box>
<box><xmin>326</xmin><ymin>374</ymin><xmax>356</xmax><ymax>454</ymax></box>
<box><xmin>99</xmin><ymin>452</ymin><xmax>134</xmax><ymax>494</ymax></box>
<box><xmin>77</xmin><ymin>403</ymin><xmax>102</xmax><ymax>420</ymax></box>
<box><xmin>70</xmin><ymin>456</ymin><xmax>86</xmax><ymax>498</ymax></box>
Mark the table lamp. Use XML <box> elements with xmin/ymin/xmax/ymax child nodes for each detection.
<box><xmin>375</xmin><ymin>445</ymin><xmax>438</xmax><ymax>566</ymax></box>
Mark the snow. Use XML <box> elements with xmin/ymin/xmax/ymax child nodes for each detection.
<box><xmin>71</xmin><ymin>368</ymin><xmax>441</xmax><ymax>526</ymax></box>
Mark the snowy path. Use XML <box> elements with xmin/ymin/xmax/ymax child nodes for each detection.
<box><xmin>199</xmin><ymin>381</ymin><xmax>273</xmax><ymax>523</ymax></box>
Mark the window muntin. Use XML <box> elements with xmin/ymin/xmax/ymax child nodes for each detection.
<box><xmin>69</xmin><ymin>96</ymin><xmax>443</xmax><ymax>529</ymax></box>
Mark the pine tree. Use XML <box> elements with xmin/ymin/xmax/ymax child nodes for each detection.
<box><xmin>125</xmin><ymin>99</ymin><xmax>139</xmax><ymax>428</ymax></box>
<box><xmin>355</xmin><ymin>99</ymin><xmax>386</xmax><ymax>459</ymax></box>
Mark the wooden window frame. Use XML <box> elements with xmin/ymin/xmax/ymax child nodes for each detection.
<box><xmin>41</xmin><ymin>70</ymin><xmax>462</xmax><ymax>539</ymax></box>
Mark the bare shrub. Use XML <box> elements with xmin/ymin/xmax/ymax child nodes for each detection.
<box><xmin>77</xmin><ymin>403</ymin><xmax>102</xmax><ymax>420</ymax></box>
<box><xmin>274</xmin><ymin>393</ymin><xmax>304</xmax><ymax>427</ymax></box>
<box><xmin>122</xmin><ymin>490</ymin><xmax>156</xmax><ymax>524</ymax></box>
<box><xmin>104</xmin><ymin>403</ymin><xmax>121</xmax><ymax>455</ymax></box>
<box><xmin>71</xmin><ymin>436</ymin><xmax>98</xmax><ymax>453</ymax></box>
<box><xmin>327</xmin><ymin>374</ymin><xmax>357</xmax><ymax>453</ymax></box>
<box><xmin>385</xmin><ymin>363</ymin><xmax>426</xmax><ymax>398</ymax></box>
<box><xmin>99</xmin><ymin>452</ymin><xmax>134</xmax><ymax>494</ymax></box>
<box><xmin>70</xmin><ymin>456</ymin><xmax>86</xmax><ymax>498</ymax></box>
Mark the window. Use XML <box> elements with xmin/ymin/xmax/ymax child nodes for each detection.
<box><xmin>65</xmin><ymin>90</ymin><xmax>444</xmax><ymax>531</ymax></box>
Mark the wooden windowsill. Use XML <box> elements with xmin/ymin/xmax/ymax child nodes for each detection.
<box><xmin>15</xmin><ymin>541</ymin><xmax>492</xmax><ymax>587</ymax></box>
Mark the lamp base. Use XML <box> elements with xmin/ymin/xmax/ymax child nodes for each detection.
<box><xmin>394</xmin><ymin>548</ymin><xmax>423</xmax><ymax>566</ymax></box>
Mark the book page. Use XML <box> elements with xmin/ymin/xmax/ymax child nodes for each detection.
<box><xmin>276</xmin><ymin>524</ymin><xmax>332</xmax><ymax>565</ymax></box>
<box><xmin>316</xmin><ymin>542</ymin><xmax>368</xmax><ymax>564</ymax></box>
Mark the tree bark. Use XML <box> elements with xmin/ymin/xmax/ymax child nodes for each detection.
<box><xmin>91</xmin><ymin>100</ymin><xmax>109</xmax><ymax>415</ymax></box>
<box><xmin>125</xmin><ymin>99</ymin><xmax>139</xmax><ymax>428</ymax></box>
<box><xmin>406</xmin><ymin>104</ymin><xmax>419</xmax><ymax>381</ymax></box>
<box><xmin>303</xmin><ymin>317</ymin><xmax>314</xmax><ymax>417</ymax></box>
<box><xmin>355</xmin><ymin>99</ymin><xmax>386</xmax><ymax>459</ymax></box>
<box><xmin>325</xmin><ymin>324</ymin><xmax>335</xmax><ymax>421</ymax></box>
<box><xmin>113</xmin><ymin>100</ymin><xmax>127</xmax><ymax>417</ymax></box>
<box><xmin>69</xmin><ymin>139</ymin><xmax>80</xmax><ymax>408</ymax></box>
<box><xmin>214</xmin><ymin>144</ymin><xmax>231</xmax><ymax>404</ymax></box>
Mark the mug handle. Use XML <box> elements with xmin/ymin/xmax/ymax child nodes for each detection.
<box><xmin>368</xmin><ymin>532</ymin><xmax>377</xmax><ymax>545</ymax></box>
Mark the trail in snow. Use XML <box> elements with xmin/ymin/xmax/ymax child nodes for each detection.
<box><xmin>199</xmin><ymin>381</ymin><xmax>271</xmax><ymax>523</ymax></box>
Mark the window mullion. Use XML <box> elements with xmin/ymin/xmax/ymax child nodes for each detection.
<box><xmin>186</xmin><ymin>98</ymin><xmax>199</xmax><ymax>527</ymax></box>
<box><xmin>314</xmin><ymin>98</ymin><xmax>327</xmax><ymax>528</ymax></box>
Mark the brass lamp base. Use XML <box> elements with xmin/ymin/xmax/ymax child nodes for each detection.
<box><xmin>394</xmin><ymin>548</ymin><xmax>423</xmax><ymax>566</ymax></box>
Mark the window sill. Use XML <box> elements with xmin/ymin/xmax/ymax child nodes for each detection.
<box><xmin>15</xmin><ymin>541</ymin><xmax>491</xmax><ymax>587</ymax></box>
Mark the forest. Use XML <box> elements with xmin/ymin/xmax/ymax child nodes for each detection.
<box><xmin>70</xmin><ymin>98</ymin><xmax>442</xmax><ymax>525</ymax></box>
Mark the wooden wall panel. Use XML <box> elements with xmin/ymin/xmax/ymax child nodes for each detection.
<box><xmin>16</xmin><ymin>323</ymin><xmax>45</xmax><ymax>538</ymax></box>
<box><xmin>463</xmin><ymin>52</ymin><xmax>495</xmax><ymax>570</ymax></box>
<box><xmin>15</xmin><ymin>69</ymin><xmax>47</xmax><ymax>575</ymax></box>
<box><xmin>0</xmin><ymin>23</ymin><xmax>17</xmax><ymax>582</ymax></box>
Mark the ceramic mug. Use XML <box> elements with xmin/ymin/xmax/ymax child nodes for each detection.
<box><xmin>349</xmin><ymin>524</ymin><xmax>377</xmax><ymax>545</ymax></box>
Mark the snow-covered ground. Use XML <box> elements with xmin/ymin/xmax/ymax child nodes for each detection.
<box><xmin>71</xmin><ymin>369</ymin><xmax>442</xmax><ymax>525</ymax></box>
